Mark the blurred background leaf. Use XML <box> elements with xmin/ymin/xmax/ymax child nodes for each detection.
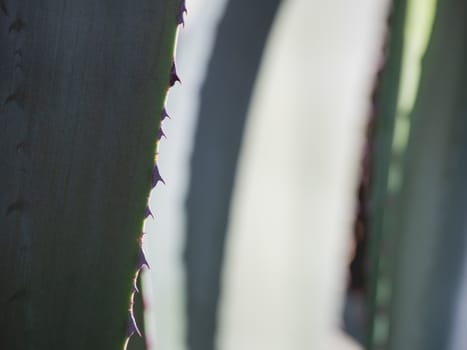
<box><xmin>184</xmin><ymin>0</ymin><xmax>281</xmax><ymax>349</ymax></box>
<box><xmin>142</xmin><ymin>1</ymin><xmax>467</xmax><ymax>350</ymax></box>
<box><xmin>368</xmin><ymin>0</ymin><xmax>467</xmax><ymax>349</ymax></box>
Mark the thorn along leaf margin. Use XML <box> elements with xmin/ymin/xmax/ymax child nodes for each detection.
<box><xmin>124</xmin><ymin>1</ymin><xmax>187</xmax><ymax>346</ymax></box>
<box><xmin>177</xmin><ymin>0</ymin><xmax>187</xmax><ymax>26</ymax></box>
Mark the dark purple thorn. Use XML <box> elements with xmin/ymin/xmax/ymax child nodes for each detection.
<box><xmin>144</xmin><ymin>206</ymin><xmax>154</xmax><ymax>219</ymax></box>
<box><xmin>127</xmin><ymin>310</ymin><xmax>141</xmax><ymax>338</ymax></box>
<box><xmin>177</xmin><ymin>0</ymin><xmax>187</xmax><ymax>26</ymax></box>
<box><xmin>132</xmin><ymin>279</ymin><xmax>139</xmax><ymax>294</ymax></box>
<box><xmin>6</xmin><ymin>199</ymin><xmax>26</xmax><ymax>216</ymax></box>
<box><xmin>158</xmin><ymin>127</ymin><xmax>166</xmax><ymax>141</ymax></box>
<box><xmin>131</xmin><ymin>271</ymin><xmax>139</xmax><ymax>299</ymax></box>
<box><xmin>1</xmin><ymin>0</ymin><xmax>9</xmax><ymax>16</ymax></box>
<box><xmin>151</xmin><ymin>164</ymin><xmax>165</xmax><ymax>188</ymax></box>
<box><xmin>161</xmin><ymin>107</ymin><xmax>170</xmax><ymax>121</ymax></box>
<box><xmin>16</xmin><ymin>142</ymin><xmax>26</xmax><ymax>154</ymax></box>
<box><xmin>9</xmin><ymin>18</ymin><xmax>26</xmax><ymax>33</ymax></box>
<box><xmin>169</xmin><ymin>62</ymin><xmax>181</xmax><ymax>87</ymax></box>
<box><xmin>137</xmin><ymin>248</ymin><xmax>150</xmax><ymax>270</ymax></box>
<box><xmin>4</xmin><ymin>86</ymin><xmax>25</xmax><ymax>106</ymax></box>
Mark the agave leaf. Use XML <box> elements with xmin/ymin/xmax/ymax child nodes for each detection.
<box><xmin>366</xmin><ymin>0</ymin><xmax>408</xmax><ymax>347</ymax></box>
<box><xmin>386</xmin><ymin>0</ymin><xmax>467</xmax><ymax>349</ymax></box>
<box><xmin>0</xmin><ymin>1</ymin><xmax>179</xmax><ymax>348</ymax></box>
<box><xmin>184</xmin><ymin>0</ymin><xmax>281</xmax><ymax>349</ymax></box>
<box><xmin>367</xmin><ymin>0</ymin><xmax>467</xmax><ymax>349</ymax></box>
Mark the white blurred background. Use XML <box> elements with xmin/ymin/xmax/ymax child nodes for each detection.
<box><xmin>142</xmin><ymin>1</ymin><xmax>390</xmax><ymax>349</ymax></box>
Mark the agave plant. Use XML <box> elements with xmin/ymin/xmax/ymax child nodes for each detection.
<box><xmin>0</xmin><ymin>0</ymin><xmax>185</xmax><ymax>348</ymax></box>
<box><xmin>367</xmin><ymin>0</ymin><xmax>467</xmax><ymax>349</ymax></box>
